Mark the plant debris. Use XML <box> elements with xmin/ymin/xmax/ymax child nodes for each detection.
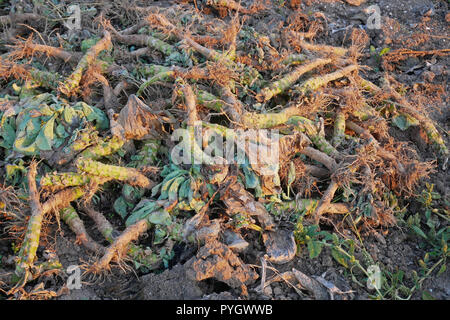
<box><xmin>0</xmin><ymin>0</ymin><xmax>448</xmax><ymax>300</ymax></box>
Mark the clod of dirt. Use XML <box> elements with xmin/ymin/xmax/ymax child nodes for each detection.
<box><xmin>191</xmin><ymin>219</ymin><xmax>222</xmax><ymax>243</ymax></box>
<box><xmin>221</xmin><ymin>179</ymin><xmax>275</xmax><ymax>230</ymax></box>
<box><xmin>292</xmin><ymin>268</ymin><xmax>329</xmax><ymax>300</ymax></box>
<box><xmin>140</xmin><ymin>263</ymin><xmax>204</xmax><ymax>300</ymax></box>
<box><xmin>263</xmin><ymin>230</ymin><xmax>297</xmax><ymax>264</ymax></box>
<box><xmin>185</xmin><ymin>240</ymin><xmax>258</xmax><ymax>293</ymax></box>
<box><xmin>223</xmin><ymin>229</ymin><xmax>249</xmax><ymax>252</ymax></box>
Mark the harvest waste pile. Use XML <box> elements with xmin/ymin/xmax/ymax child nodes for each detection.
<box><xmin>0</xmin><ymin>0</ymin><xmax>448</xmax><ymax>300</ymax></box>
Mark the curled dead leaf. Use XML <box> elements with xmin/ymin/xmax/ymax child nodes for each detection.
<box><xmin>263</xmin><ymin>230</ymin><xmax>297</xmax><ymax>264</ymax></box>
<box><xmin>186</xmin><ymin>240</ymin><xmax>258</xmax><ymax>291</ymax></box>
<box><xmin>221</xmin><ymin>178</ymin><xmax>275</xmax><ymax>230</ymax></box>
<box><xmin>116</xmin><ymin>94</ymin><xmax>164</xmax><ymax>140</ymax></box>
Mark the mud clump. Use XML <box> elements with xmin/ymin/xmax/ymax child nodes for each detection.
<box><xmin>185</xmin><ymin>240</ymin><xmax>259</xmax><ymax>295</ymax></box>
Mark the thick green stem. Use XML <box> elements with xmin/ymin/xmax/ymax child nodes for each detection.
<box><xmin>79</xmin><ymin>135</ymin><xmax>125</xmax><ymax>160</ymax></box>
<box><xmin>114</xmin><ymin>33</ymin><xmax>175</xmax><ymax>56</ymax></box>
<box><xmin>40</xmin><ymin>172</ymin><xmax>92</xmax><ymax>189</ymax></box>
<box><xmin>257</xmin><ymin>58</ymin><xmax>332</xmax><ymax>102</ymax></box>
<box><xmin>137</xmin><ymin>69</ymin><xmax>175</xmax><ymax>96</ymax></box>
<box><xmin>196</xmin><ymin>90</ymin><xmax>224</xmax><ymax>112</ymax></box>
<box><xmin>60</xmin><ymin>206</ymin><xmax>105</xmax><ymax>253</ymax></box>
<box><xmin>53</xmin><ymin>129</ymin><xmax>98</xmax><ymax>166</ymax></box>
<box><xmin>389</xmin><ymin>99</ymin><xmax>448</xmax><ymax>157</ymax></box>
<box><xmin>136</xmin><ymin>64</ymin><xmax>171</xmax><ymax>78</ymax></box>
<box><xmin>75</xmin><ymin>158</ymin><xmax>153</xmax><ymax>188</ymax></box>
<box><xmin>241</xmin><ymin>106</ymin><xmax>303</xmax><ymax>129</ymax></box>
<box><xmin>281</xmin><ymin>54</ymin><xmax>308</xmax><ymax>66</ymax></box>
<box><xmin>351</xmin><ymin>103</ymin><xmax>377</xmax><ymax>121</ymax></box>
<box><xmin>36</xmin><ymin>260</ymin><xmax>63</xmax><ymax>274</ymax></box>
<box><xmin>58</xmin><ymin>31</ymin><xmax>112</xmax><ymax>96</ymax></box>
<box><xmin>83</xmin><ymin>206</ymin><xmax>115</xmax><ymax>243</ymax></box>
<box><xmin>299</xmin><ymin>40</ymin><xmax>348</xmax><ymax>57</ymax></box>
<box><xmin>149</xmin><ymin>14</ymin><xmax>227</xmax><ymax>63</ymax></box>
<box><xmin>41</xmin><ymin>187</ymin><xmax>86</xmax><ymax>214</ymax></box>
<box><xmin>295</xmin><ymin>65</ymin><xmax>358</xmax><ymax>95</ymax></box>
<box><xmin>14</xmin><ymin>162</ymin><xmax>41</xmax><ymax>281</ymax></box>
<box><xmin>206</xmin><ymin>0</ymin><xmax>246</xmax><ymax>12</ymax></box>
<box><xmin>288</xmin><ymin>116</ymin><xmax>341</xmax><ymax>159</ymax></box>
<box><xmin>332</xmin><ymin>111</ymin><xmax>346</xmax><ymax>147</ymax></box>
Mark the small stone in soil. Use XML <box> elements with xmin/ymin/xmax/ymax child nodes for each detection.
<box><xmin>273</xmin><ymin>286</ymin><xmax>283</xmax><ymax>296</ymax></box>
<box><xmin>263</xmin><ymin>285</ymin><xmax>273</xmax><ymax>296</ymax></box>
